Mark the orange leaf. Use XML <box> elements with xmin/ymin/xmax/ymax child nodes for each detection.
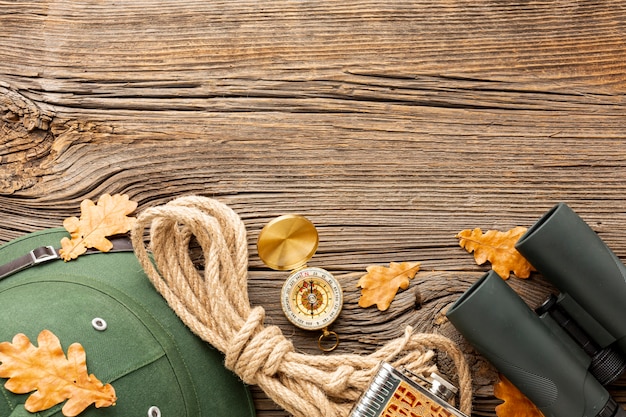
<box><xmin>59</xmin><ymin>193</ymin><xmax>137</xmax><ymax>261</ymax></box>
<box><xmin>456</xmin><ymin>227</ymin><xmax>535</xmax><ymax>279</ymax></box>
<box><xmin>494</xmin><ymin>375</ymin><xmax>545</xmax><ymax>417</ymax></box>
<box><xmin>357</xmin><ymin>261</ymin><xmax>420</xmax><ymax>311</ymax></box>
<box><xmin>0</xmin><ymin>330</ymin><xmax>116</xmax><ymax>417</ymax></box>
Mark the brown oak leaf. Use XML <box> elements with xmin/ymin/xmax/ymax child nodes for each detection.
<box><xmin>494</xmin><ymin>375</ymin><xmax>545</xmax><ymax>417</ymax></box>
<box><xmin>357</xmin><ymin>261</ymin><xmax>420</xmax><ymax>311</ymax></box>
<box><xmin>59</xmin><ymin>193</ymin><xmax>137</xmax><ymax>261</ymax></box>
<box><xmin>456</xmin><ymin>227</ymin><xmax>534</xmax><ymax>279</ymax></box>
<box><xmin>0</xmin><ymin>330</ymin><xmax>116</xmax><ymax>417</ymax></box>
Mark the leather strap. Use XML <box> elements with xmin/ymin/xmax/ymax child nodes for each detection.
<box><xmin>0</xmin><ymin>235</ymin><xmax>134</xmax><ymax>280</ymax></box>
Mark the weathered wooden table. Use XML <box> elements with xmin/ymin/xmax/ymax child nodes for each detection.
<box><xmin>2</xmin><ymin>1</ymin><xmax>626</xmax><ymax>415</ymax></box>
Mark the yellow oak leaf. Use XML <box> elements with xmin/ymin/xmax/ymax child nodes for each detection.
<box><xmin>0</xmin><ymin>330</ymin><xmax>116</xmax><ymax>417</ymax></box>
<box><xmin>456</xmin><ymin>227</ymin><xmax>535</xmax><ymax>279</ymax></box>
<box><xmin>357</xmin><ymin>261</ymin><xmax>420</xmax><ymax>311</ymax></box>
<box><xmin>59</xmin><ymin>193</ymin><xmax>137</xmax><ymax>261</ymax></box>
<box><xmin>494</xmin><ymin>375</ymin><xmax>545</xmax><ymax>417</ymax></box>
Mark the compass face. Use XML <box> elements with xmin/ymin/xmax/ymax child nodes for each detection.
<box><xmin>281</xmin><ymin>267</ymin><xmax>343</xmax><ymax>331</ymax></box>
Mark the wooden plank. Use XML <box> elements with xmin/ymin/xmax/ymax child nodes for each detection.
<box><xmin>2</xmin><ymin>1</ymin><xmax>626</xmax><ymax>415</ymax></box>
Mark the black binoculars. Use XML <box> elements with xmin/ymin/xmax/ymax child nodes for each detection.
<box><xmin>447</xmin><ymin>203</ymin><xmax>626</xmax><ymax>417</ymax></box>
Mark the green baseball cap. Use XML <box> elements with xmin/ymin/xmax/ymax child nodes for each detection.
<box><xmin>0</xmin><ymin>228</ymin><xmax>256</xmax><ymax>417</ymax></box>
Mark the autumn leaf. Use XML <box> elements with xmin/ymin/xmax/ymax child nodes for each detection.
<box><xmin>357</xmin><ymin>262</ymin><xmax>420</xmax><ymax>311</ymax></box>
<box><xmin>494</xmin><ymin>375</ymin><xmax>545</xmax><ymax>417</ymax></box>
<box><xmin>0</xmin><ymin>330</ymin><xmax>116</xmax><ymax>417</ymax></box>
<box><xmin>59</xmin><ymin>193</ymin><xmax>137</xmax><ymax>261</ymax></box>
<box><xmin>456</xmin><ymin>227</ymin><xmax>535</xmax><ymax>279</ymax></box>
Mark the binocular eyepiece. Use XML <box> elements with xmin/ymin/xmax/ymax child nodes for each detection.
<box><xmin>447</xmin><ymin>203</ymin><xmax>626</xmax><ymax>417</ymax></box>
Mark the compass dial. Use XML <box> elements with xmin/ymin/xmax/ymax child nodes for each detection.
<box><xmin>281</xmin><ymin>267</ymin><xmax>343</xmax><ymax>331</ymax></box>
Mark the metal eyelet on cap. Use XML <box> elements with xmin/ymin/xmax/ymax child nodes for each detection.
<box><xmin>148</xmin><ymin>406</ymin><xmax>161</xmax><ymax>417</ymax></box>
<box><xmin>91</xmin><ymin>317</ymin><xmax>108</xmax><ymax>331</ymax></box>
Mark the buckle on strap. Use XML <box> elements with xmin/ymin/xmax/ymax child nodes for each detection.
<box><xmin>0</xmin><ymin>237</ymin><xmax>132</xmax><ymax>281</ymax></box>
<box><xmin>30</xmin><ymin>246</ymin><xmax>59</xmax><ymax>264</ymax></box>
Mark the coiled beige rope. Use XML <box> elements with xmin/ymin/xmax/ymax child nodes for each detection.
<box><xmin>130</xmin><ymin>196</ymin><xmax>472</xmax><ymax>416</ymax></box>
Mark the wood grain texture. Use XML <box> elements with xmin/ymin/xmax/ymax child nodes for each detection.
<box><xmin>2</xmin><ymin>1</ymin><xmax>626</xmax><ymax>415</ymax></box>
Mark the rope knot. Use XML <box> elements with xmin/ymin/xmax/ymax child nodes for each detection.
<box><xmin>325</xmin><ymin>365</ymin><xmax>355</xmax><ymax>396</ymax></box>
<box><xmin>225</xmin><ymin>306</ymin><xmax>294</xmax><ymax>385</ymax></box>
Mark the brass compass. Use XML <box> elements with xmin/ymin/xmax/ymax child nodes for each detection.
<box><xmin>257</xmin><ymin>214</ymin><xmax>343</xmax><ymax>352</ymax></box>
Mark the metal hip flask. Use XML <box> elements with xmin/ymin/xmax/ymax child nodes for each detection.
<box><xmin>350</xmin><ymin>362</ymin><xmax>469</xmax><ymax>417</ymax></box>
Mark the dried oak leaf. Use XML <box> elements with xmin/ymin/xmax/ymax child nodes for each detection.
<box><xmin>59</xmin><ymin>193</ymin><xmax>137</xmax><ymax>261</ymax></box>
<box><xmin>357</xmin><ymin>261</ymin><xmax>420</xmax><ymax>311</ymax></box>
<box><xmin>494</xmin><ymin>375</ymin><xmax>545</xmax><ymax>417</ymax></box>
<box><xmin>0</xmin><ymin>329</ymin><xmax>116</xmax><ymax>417</ymax></box>
<box><xmin>456</xmin><ymin>227</ymin><xmax>534</xmax><ymax>279</ymax></box>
